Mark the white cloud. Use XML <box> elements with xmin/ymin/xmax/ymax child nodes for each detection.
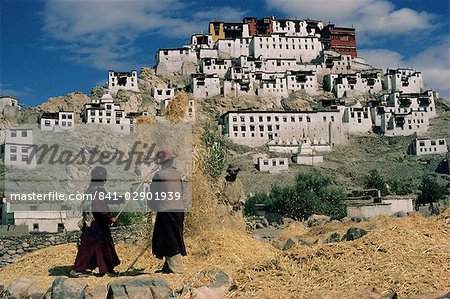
<box><xmin>359</xmin><ymin>36</ymin><xmax>450</xmax><ymax>99</ymax></box>
<box><xmin>42</xmin><ymin>0</ymin><xmax>245</xmax><ymax>70</ymax></box>
<box><xmin>266</xmin><ymin>0</ymin><xmax>436</xmax><ymax>43</ymax></box>
<box><xmin>356</xmin><ymin>49</ymin><xmax>404</xmax><ymax>70</ymax></box>
<box><xmin>0</xmin><ymin>83</ymin><xmax>34</xmax><ymax>99</ymax></box>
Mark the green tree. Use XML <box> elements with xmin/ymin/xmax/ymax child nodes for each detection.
<box><xmin>363</xmin><ymin>169</ymin><xmax>388</xmax><ymax>196</ymax></box>
<box><xmin>416</xmin><ymin>176</ymin><xmax>446</xmax><ymax>213</ymax></box>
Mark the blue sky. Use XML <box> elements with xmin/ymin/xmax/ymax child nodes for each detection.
<box><xmin>1</xmin><ymin>0</ymin><xmax>449</xmax><ymax>107</ymax></box>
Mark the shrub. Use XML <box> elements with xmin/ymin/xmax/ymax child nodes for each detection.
<box><xmin>202</xmin><ymin>123</ymin><xmax>226</xmax><ymax>179</ymax></box>
<box><xmin>244</xmin><ymin>170</ymin><xmax>346</xmax><ymax>220</ymax></box>
<box><xmin>364</xmin><ymin>169</ymin><xmax>388</xmax><ymax>196</ymax></box>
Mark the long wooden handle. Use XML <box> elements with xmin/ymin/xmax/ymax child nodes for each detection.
<box><xmin>113</xmin><ymin>165</ymin><xmax>159</xmax><ymax>223</ymax></box>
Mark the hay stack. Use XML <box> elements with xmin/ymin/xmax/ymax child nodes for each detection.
<box><xmin>164</xmin><ymin>92</ymin><xmax>190</xmax><ymax>123</ymax></box>
<box><xmin>0</xmin><ymin>214</ymin><xmax>448</xmax><ymax>298</ymax></box>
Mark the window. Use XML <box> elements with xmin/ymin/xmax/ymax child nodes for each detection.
<box><xmin>233</xmin><ymin>126</ymin><xmax>238</xmax><ymax>132</ymax></box>
<box><xmin>58</xmin><ymin>223</ymin><xmax>65</xmax><ymax>233</ymax></box>
<box><xmin>22</xmin><ymin>130</ymin><xmax>27</xmax><ymax>137</ymax></box>
<box><xmin>11</xmin><ymin>131</ymin><xmax>17</xmax><ymax>137</ymax></box>
<box><xmin>10</xmin><ymin>146</ymin><xmax>17</xmax><ymax>153</ymax></box>
<box><xmin>263</xmin><ymin>160</ymin><xmax>269</xmax><ymax>166</ymax></box>
<box><xmin>279</xmin><ymin>160</ymin><xmax>284</xmax><ymax>165</ymax></box>
<box><xmin>10</xmin><ymin>154</ymin><xmax>17</xmax><ymax>161</ymax></box>
<box><xmin>431</xmin><ymin>141</ymin><xmax>436</xmax><ymax>146</ymax></box>
<box><xmin>61</xmin><ymin>114</ymin><xmax>67</xmax><ymax>119</ymax></box>
<box><xmin>33</xmin><ymin>223</ymin><xmax>39</xmax><ymax>231</ymax></box>
<box><xmin>240</xmin><ymin>116</ymin><xmax>245</xmax><ymax>122</ymax></box>
<box><xmin>259</xmin><ymin>125</ymin><xmax>264</xmax><ymax>131</ymax></box>
<box><xmin>68</xmin><ymin>114</ymin><xmax>73</xmax><ymax>119</ymax></box>
<box><xmin>439</xmin><ymin>140</ymin><xmax>445</xmax><ymax>145</ymax></box>
<box><xmin>250</xmin><ymin>116</ymin><xmax>254</xmax><ymax>122</ymax></box>
<box><xmin>241</xmin><ymin>126</ymin><xmax>246</xmax><ymax>131</ymax></box>
<box><xmin>21</xmin><ymin>147</ymin><xmax>27</xmax><ymax>153</ymax></box>
<box><xmin>45</xmin><ymin>120</ymin><xmax>51</xmax><ymax>126</ymax></box>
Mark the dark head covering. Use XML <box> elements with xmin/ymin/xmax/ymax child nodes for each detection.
<box><xmin>91</xmin><ymin>166</ymin><xmax>107</xmax><ymax>183</ymax></box>
<box><xmin>225</xmin><ymin>163</ymin><xmax>240</xmax><ymax>182</ymax></box>
<box><xmin>156</xmin><ymin>150</ymin><xmax>177</xmax><ymax>164</ymax></box>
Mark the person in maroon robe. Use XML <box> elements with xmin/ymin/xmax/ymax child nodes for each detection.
<box><xmin>150</xmin><ymin>150</ymin><xmax>186</xmax><ymax>274</ymax></box>
<box><xmin>71</xmin><ymin>166</ymin><xmax>121</xmax><ymax>277</ymax></box>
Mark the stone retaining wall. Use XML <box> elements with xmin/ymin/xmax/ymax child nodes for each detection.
<box><xmin>0</xmin><ymin>225</ymin><xmax>141</xmax><ymax>269</ymax></box>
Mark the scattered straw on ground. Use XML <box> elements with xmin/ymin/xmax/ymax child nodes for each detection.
<box><xmin>1</xmin><ymin>213</ymin><xmax>448</xmax><ymax>298</ymax></box>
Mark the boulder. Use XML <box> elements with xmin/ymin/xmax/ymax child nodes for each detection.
<box><xmin>342</xmin><ymin>227</ymin><xmax>369</xmax><ymax>241</ymax></box>
<box><xmin>380</xmin><ymin>291</ymin><xmax>398</xmax><ymax>299</ymax></box>
<box><xmin>281</xmin><ymin>217</ymin><xmax>295</xmax><ymax>226</ymax></box>
<box><xmin>6</xmin><ymin>277</ymin><xmax>36</xmax><ymax>299</ymax></box>
<box><xmin>107</xmin><ymin>278</ymin><xmax>172</xmax><ymax>299</ymax></box>
<box><xmin>306</xmin><ymin>214</ymin><xmax>331</xmax><ymax>227</ymax></box>
<box><xmin>85</xmin><ymin>286</ymin><xmax>107</xmax><ymax>299</ymax></box>
<box><xmin>26</xmin><ymin>284</ymin><xmax>47</xmax><ymax>299</ymax></box>
<box><xmin>340</xmin><ymin>216</ymin><xmax>351</xmax><ymax>223</ymax></box>
<box><xmin>271</xmin><ymin>239</ymin><xmax>283</xmax><ymax>250</ymax></box>
<box><xmin>351</xmin><ymin>216</ymin><xmax>365</xmax><ymax>222</ymax></box>
<box><xmin>325</xmin><ymin>232</ymin><xmax>341</xmax><ymax>243</ymax></box>
<box><xmin>394</xmin><ymin>211</ymin><xmax>407</xmax><ymax>217</ymax></box>
<box><xmin>255</xmin><ymin>223</ymin><xmax>264</xmax><ymax>229</ymax></box>
<box><xmin>51</xmin><ymin>277</ymin><xmax>87</xmax><ymax>299</ymax></box>
<box><xmin>282</xmin><ymin>238</ymin><xmax>297</xmax><ymax>250</ymax></box>
<box><xmin>192</xmin><ymin>270</ymin><xmax>232</xmax><ymax>299</ymax></box>
<box><xmin>6</xmin><ymin>278</ymin><xmax>33</xmax><ymax>299</ymax></box>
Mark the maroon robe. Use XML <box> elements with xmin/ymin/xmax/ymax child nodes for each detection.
<box><xmin>73</xmin><ymin>184</ymin><xmax>120</xmax><ymax>274</ymax></box>
<box><xmin>150</xmin><ymin>163</ymin><xmax>186</xmax><ymax>259</ymax></box>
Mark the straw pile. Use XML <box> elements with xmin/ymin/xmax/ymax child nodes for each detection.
<box><xmin>0</xmin><ymin>212</ymin><xmax>448</xmax><ymax>298</ymax></box>
<box><xmin>164</xmin><ymin>92</ymin><xmax>190</xmax><ymax>123</ymax></box>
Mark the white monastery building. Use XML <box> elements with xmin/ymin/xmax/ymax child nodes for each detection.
<box><xmin>409</xmin><ymin>137</ymin><xmax>448</xmax><ymax>156</ymax></box>
<box><xmin>82</xmin><ymin>92</ymin><xmax>131</xmax><ymax>134</ymax></box>
<box><xmin>39</xmin><ymin>111</ymin><xmax>74</xmax><ymax>131</ymax></box>
<box><xmin>108</xmin><ymin>70</ymin><xmax>139</xmax><ymax>96</ymax></box>
<box><xmin>0</xmin><ymin>128</ymin><xmax>36</xmax><ymax>169</ymax></box>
